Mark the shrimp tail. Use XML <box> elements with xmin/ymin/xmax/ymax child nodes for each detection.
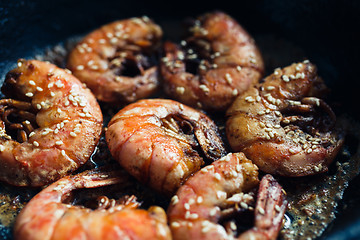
<box><xmin>252</xmin><ymin>174</ymin><xmax>288</xmax><ymax>240</ymax></box>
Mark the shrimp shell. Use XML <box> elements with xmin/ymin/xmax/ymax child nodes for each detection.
<box><xmin>14</xmin><ymin>169</ymin><xmax>171</xmax><ymax>240</ymax></box>
<box><xmin>167</xmin><ymin>152</ymin><xmax>287</xmax><ymax>240</ymax></box>
<box><xmin>105</xmin><ymin>98</ymin><xmax>227</xmax><ymax>196</ymax></box>
<box><xmin>226</xmin><ymin>61</ymin><xmax>344</xmax><ymax>176</ymax></box>
<box><xmin>67</xmin><ymin>16</ymin><xmax>163</xmax><ymax>103</ymax></box>
<box><xmin>0</xmin><ymin>59</ymin><xmax>103</xmax><ymax>186</ymax></box>
<box><xmin>160</xmin><ymin>11</ymin><xmax>264</xmax><ymax>111</ymax></box>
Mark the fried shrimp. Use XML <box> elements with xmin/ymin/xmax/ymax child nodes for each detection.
<box><xmin>160</xmin><ymin>11</ymin><xmax>264</xmax><ymax>111</ymax></box>
<box><xmin>106</xmin><ymin>98</ymin><xmax>227</xmax><ymax>196</ymax></box>
<box><xmin>67</xmin><ymin>16</ymin><xmax>162</xmax><ymax>103</ymax></box>
<box><xmin>0</xmin><ymin>59</ymin><xmax>103</xmax><ymax>186</ymax></box>
<box><xmin>167</xmin><ymin>152</ymin><xmax>287</xmax><ymax>240</ymax></box>
<box><xmin>226</xmin><ymin>61</ymin><xmax>344</xmax><ymax>176</ymax></box>
<box><xmin>14</xmin><ymin>169</ymin><xmax>171</xmax><ymax>240</ymax></box>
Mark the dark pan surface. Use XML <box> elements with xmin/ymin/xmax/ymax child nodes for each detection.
<box><xmin>1</xmin><ymin>0</ymin><xmax>360</xmax><ymax>239</ymax></box>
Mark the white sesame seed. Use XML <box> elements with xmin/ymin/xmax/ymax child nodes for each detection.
<box><xmin>245</xmin><ymin>96</ymin><xmax>255</xmax><ymax>103</ymax></box>
<box><xmin>29</xmin><ymin>132</ymin><xmax>35</xmax><ymax>137</ymax></box>
<box><xmin>225</xmin><ymin>73</ymin><xmax>232</xmax><ymax>84</ymax></box>
<box><xmin>216</xmin><ymin>191</ymin><xmax>226</xmax><ymax>199</ymax></box>
<box><xmin>236</xmin><ymin>66</ymin><xmax>242</xmax><ymax>72</ymax></box>
<box><xmin>275</xmin><ymin>205</ymin><xmax>281</xmax><ymax>212</ymax></box>
<box><xmin>184</xmin><ymin>203</ymin><xmax>190</xmax><ymax>210</ymax></box>
<box><xmin>266</xmin><ymin>86</ymin><xmax>275</xmax><ymax>91</ymax></box>
<box><xmin>176</xmin><ymin>87</ymin><xmax>185</xmax><ymax>95</ymax></box>
<box><xmin>240</xmin><ymin>202</ymin><xmax>248</xmax><ymax>209</ymax></box>
<box><xmin>61</xmin><ymin>150</ymin><xmax>66</xmax><ymax>156</ymax></box>
<box><xmin>171</xmin><ymin>222</ymin><xmax>180</xmax><ymax>228</ymax></box>
<box><xmin>48</xmin><ymin>82</ymin><xmax>54</xmax><ymax>88</ymax></box>
<box><xmin>282</xmin><ymin>75</ymin><xmax>290</xmax><ymax>82</ymax></box>
<box><xmin>232</xmin><ymin>89</ymin><xmax>238</xmax><ymax>96</ymax></box>
<box><xmin>197</xmin><ymin>196</ymin><xmax>203</xmax><ymax>204</ymax></box>
<box><xmin>29</xmin><ymin>80</ymin><xmax>36</xmax><ymax>86</ymax></box>
<box><xmin>214</xmin><ymin>173</ymin><xmax>221</xmax><ymax>180</ymax></box>
<box><xmin>33</xmin><ymin>141</ymin><xmax>39</xmax><ymax>147</ymax></box>
<box><xmin>209</xmin><ymin>208</ymin><xmax>217</xmax><ymax>216</ymax></box>
<box><xmin>171</xmin><ymin>195</ymin><xmax>179</xmax><ymax>205</ymax></box>
<box><xmin>0</xmin><ymin>145</ymin><xmax>4</xmax><ymax>152</ymax></box>
<box><xmin>25</xmin><ymin>92</ymin><xmax>34</xmax><ymax>97</ymax></box>
<box><xmin>70</xmin><ymin>132</ymin><xmax>77</xmax><ymax>137</ymax></box>
<box><xmin>258</xmin><ymin>207</ymin><xmax>265</xmax><ymax>215</ymax></box>
<box><xmin>35</xmin><ymin>87</ymin><xmax>43</xmax><ymax>92</ymax></box>
<box><xmin>55</xmin><ymin>140</ymin><xmax>63</xmax><ymax>146</ymax></box>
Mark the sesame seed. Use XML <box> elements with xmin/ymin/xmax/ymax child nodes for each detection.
<box><xmin>303</xmin><ymin>60</ymin><xmax>310</xmax><ymax>64</ymax></box>
<box><xmin>230</xmin><ymin>222</ymin><xmax>237</xmax><ymax>231</ymax></box>
<box><xmin>29</xmin><ymin>80</ymin><xmax>36</xmax><ymax>86</ymax></box>
<box><xmin>171</xmin><ymin>222</ymin><xmax>180</xmax><ymax>228</ymax></box>
<box><xmin>258</xmin><ymin>207</ymin><xmax>265</xmax><ymax>215</ymax></box>
<box><xmin>171</xmin><ymin>195</ymin><xmax>179</xmax><ymax>205</ymax></box>
<box><xmin>216</xmin><ymin>191</ymin><xmax>226</xmax><ymax>199</ymax></box>
<box><xmin>17</xmin><ymin>62</ymin><xmax>22</xmax><ymax>67</ymax></box>
<box><xmin>199</xmin><ymin>84</ymin><xmax>210</xmax><ymax>93</ymax></box>
<box><xmin>275</xmin><ymin>205</ymin><xmax>281</xmax><ymax>212</ymax></box>
<box><xmin>289</xmin><ymin>148</ymin><xmax>297</xmax><ymax>154</ymax></box>
<box><xmin>236</xmin><ymin>66</ymin><xmax>242</xmax><ymax>72</ymax></box>
<box><xmin>214</xmin><ymin>173</ymin><xmax>221</xmax><ymax>180</ymax></box>
<box><xmin>201</xmin><ymin>168</ymin><xmax>208</xmax><ymax>173</ymax></box>
<box><xmin>36</xmin><ymin>87</ymin><xmax>43</xmax><ymax>92</ymax></box>
<box><xmin>25</xmin><ymin>92</ymin><xmax>34</xmax><ymax>97</ymax></box>
<box><xmin>266</xmin><ymin>86</ymin><xmax>275</xmax><ymax>91</ymax></box>
<box><xmin>61</xmin><ymin>150</ymin><xmax>66</xmax><ymax>156</ymax></box>
<box><xmin>245</xmin><ymin>96</ymin><xmax>255</xmax><ymax>103</ymax></box>
<box><xmin>0</xmin><ymin>145</ymin><xmax>4</xmax><ymax>152</ymax></box>
<box><xmin>176</xmin><ymin>86</ymin><xmax>185</xmax><ymax>95</ymax></box>
<box><xmin>55</xmin><ymin>140</ymin><xmax>63</xmax><ymax>146</ymax></box>
<box><xmin>197</xmin><ymin>196</ymin><xmax>203</xmax><ymax>204</ymax></box>
<box><xmin>48</xmin><ymin>82</ymin><xmax>54</xmax><ymax>88</ymax></box>
<box><xmin>307</xmin><ymin>148</ymin><xmax>313</xmax><ymax>153</ymax></box>
<box><xmin>184</xmin><ymin>203</ymin><xmax>190</xmax><ymax>210</ymax></box>
<box><xmin>225</xmin><ymin>73</ymin><xmax>232</xmax><ymax>84</ymax></box>
<box><xmin>33</xmin><ymin>141</ymin><xmax>39</xmax><ymax>147</ymax></box>
<box><xmin>29</xmin><ymin>132</ymin><xmax>35</xmax><ymax>137</ymax></box>
<box><xmin>79</xmin><ymin>112</ymin><xmax>86</xmax><ymax>117</ymax></box>
<box><xmin>240</xmin><ymin>202</ymin><xmax>248</xmax><ymax>209</ymax></box>
<box><xmin>282</xmin><ymin>75</ymin><xmax>290</xmax><ymax>82</ymax></box>
<box><xmin>232</xmin><ymin>89</ymin><xmax>238</xmax><ymax>96</ymax></box>
<box><xmin>209</xmin><ymin>208</ymin><xmax>217</xmax><ymax>216</ymax></box>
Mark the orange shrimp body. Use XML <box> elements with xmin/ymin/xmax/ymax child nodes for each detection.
<box><xmin>0</xmin><ymin>59</ymin><xmax>103</xmax><ymax>186</ymax></box>
<box><xmin>67</xmin><ymin>16</ymin><xmax>163</xmax><ymax>103</ymax></box>
<box><xmin>14</xmin><ymin>169</ymin><xmax>171</xmax><ymax>240</ymax></box>
<box><xmin>226</xmin><ymin>61</ymin><xmax>344</xmax><ymax>176</ymax></box>
<box><xmin>160</xmin><ymin>11</ymin><xmax>264</xmax><ymax>111</ymax></box>
<box><xmin>167</xmin><ymin>152</ymin><xmax>287</xmax><ymax>240</ymax></box>
<box><xmin>106</xmin><ymin>99</ymin><xmax>226</xmax><ymax>196</ymax></box>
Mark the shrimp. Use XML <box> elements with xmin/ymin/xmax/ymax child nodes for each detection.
<box><xmin>14</xmin><ymin>169</ymin><xmax>171</xmax><ymax>240</ymax></box>
<box><xmin>167</xmin><ymin>152</ymin><xmax>287</xmax><ymax>240</ymax></box>
<box><xmin>105</xmin><ymin>98</ymin><xmax>227</xmax><ymax>196</ymax></box>
<box><xmin>67</xmin><ymin>16</ymin><xmax>163</xmax><ymax>103</ymax></box>
<box><xmin>226</xmin><ymin>61</ymin><xmax>344</xmax><ymax>177</ymax></box>
<box><xmin>160</xmin><ymin>11</ymin><xmax>264</xmax><ymax>111</ymax></box>
<box><xmin>0</xmin><ymin>59</ymin><xmax>103</xmax><ymax>186</ymax></box>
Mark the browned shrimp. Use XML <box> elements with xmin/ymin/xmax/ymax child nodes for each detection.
<box><xmin>67</xmin><ymin>16</ymin><xmax>162</xmax><ymax>103</ymax></box>
<box><xmin>167</xmin><ymin>152</ymin><xmax>287</xmax><ymax>240</ymax></box>
<box><xmin>0</xmin><ymin>59</ymin><xmax>103</xmax><ymax>186</ymax></box>
<box><xmin>160</xmin><ymin>11</ymin><xmax>264</xmax><ymax>111</ymax></box>
<box><xmin>105</xmin><ymin>98</ymin><xmax>227</xmax><ymax>196</ymax></box>
<box><xmin>226</xmin><ymin>61</ymin><xmax>344</xmax><ymax>177</ymax></box>
<box><xmin>14</xmin><ymin>169</ymin><xmax>171</xmax><ymax>240</ymax></box>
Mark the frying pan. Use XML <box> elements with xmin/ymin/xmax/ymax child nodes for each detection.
<box><xmin>0</xmin><ymin>0</ymin><xmax>360</xmax><ymax>239</ymax></box>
